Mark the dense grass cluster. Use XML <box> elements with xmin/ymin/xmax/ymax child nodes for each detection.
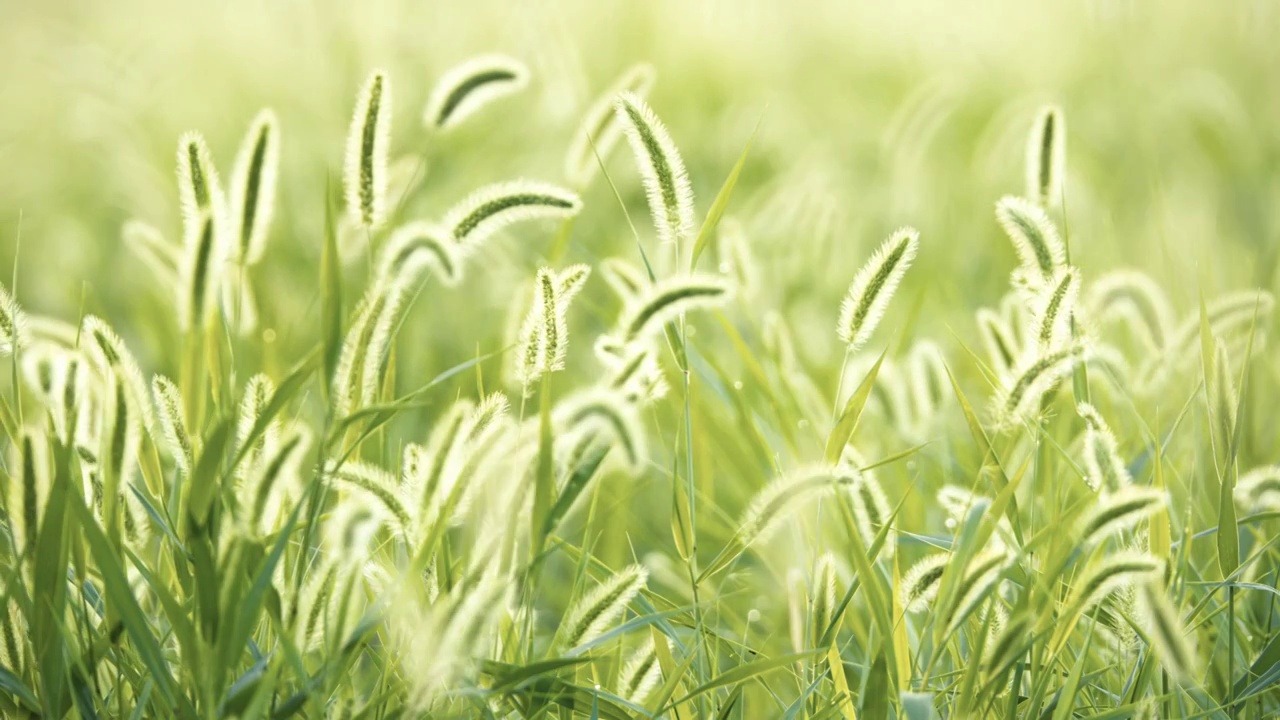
<box><xmin>3</xmin><ymin>4</ymin><xmax>1280</xmax><ymax>718</ymax></box>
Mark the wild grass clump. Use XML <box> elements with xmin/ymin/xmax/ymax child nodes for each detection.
<box><xmin>1</xmin><ymin>32</ymin><xmax>1278</xmax><ymax>720</ymax></box>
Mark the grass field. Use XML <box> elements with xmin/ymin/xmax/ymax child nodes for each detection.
<box><xmin>2</xmin><ymin>1</ymin><xmax>1280</xmax><ymax>717</ymax></box>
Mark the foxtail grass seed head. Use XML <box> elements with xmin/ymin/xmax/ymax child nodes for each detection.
<box><xmin>600</xmin><ymin>257</ymin><xmax>650</xmax><ymax>300</ymax></box>
<box><xmin>228</xmin><ymin>108</ymin><xmax>281</xmax><ymax>264</ymax></box>
<box><xmin>560</xmin><ymin>564</ymin><xmax>648</xmax><ymax>649</ymax></box>
<box><xmin>444</xmin><ymin>180</ymin><xmax>582</xmax><ymax>248</ymax></box>
<box><xmin>1136</xmin><ymin>580</ymin><xmax>1198</xmax><ymax>684</ymax></box>
<box><xmin>152</xmin><ymin>375</ymin><xmax>193</xmax><ymax>476</ymax></box>
<box><xmin>1086</xmin><ymin>270</ymin><xmax>1175</xmax><ymax>351</ymax></box>
<box><xmin>236</xmin><ymin>373</ymin><xmax>277</xmax><ymax>473</ymax></box>
<box><xmin>739</xmin><ymin>466</ymin><xmax>858</xmax><ymax>544</ymax></box>
<box><xmin>378</xmin><ymin>221</ymin><xmax>460</xmax><ymax>285</ymax></box>
<box><xmin>566</xmin><ymin>63</ymin><xmax>657</xmax><ymax>187</ymax></box>
<box><xmin>1077</xmin><ymin>485</ymin><xmax>1166</xmax><ymax>547</ymax></box>
<box><xmin>554</xmin><ymin>388</ymin><xmax>647</xmax><ymax>473</ymax></box>
<box><xmin>176</xmin><ymin>131</ymin><xmax>226</xmax><ymax>240</ymax></box>
<box><xmin>242</xmin><ymin>423</ymin><xmax>311</xmax><ymax>536</ymax></box>
<box><xmin>514</xmin><ymin>266</ymin><xmax>589</xmax><ymax>390</ymax></box>
<box><xmin>122</xmin><ymin>220</ymin><xmax>180</xmax><ymax>288</ymax></box>
<box><xmin>1236</xmin><ymin>465</ymin><xmax>1280</xmax><ymax>512</ymax></box>
<box><xmin>977</xmin><ymin>307</ymin><xmax>1020</xmax><ymax>378</ymax></box>
<box><xmin>423</xmin><ymin>54</ymin><xmax>529</xmax><ymax>131</ymax></box>
<box><xmin>608</xmin><ymin>344</ymin><xmax>669</xmax><ymax>404</ymax></box>
<box><xmin>996</xmin><ymin>344</ymin><xmax>1086</xmax><ymax>427</ymax></box>
<box><xmin>946</xmin><ymin>549</ymin><xmax>1011</xmax><ymax>635</ymax></box>
<box><xmin>328</xmin><ymin>461</ymin><xmax>410</xmax><ymax>537</ymax></box>
<box><xmin>717</xmin><ymin>216</ymin><xmax>760</xmax><ymax>298</ymax></box>
<box><xmin>614</xmin><ymin>273</ymin><xmax>733</xmax><ymax>346</ymax></box>
<box><xmin>1025</xmin><ymin>105</ymin><xmax>1065</xmax><ymax>207</ymax></box>
<box><xmin>837</xmin><ymin>227</ymin><xmax>919</xmax><ymax>351</ymax></box>
<box><xmin>7</xmin><ymin>430</ymin><xmax>51</xmax><ymax>561</ymax></box>
<box><xmin>344</xmin><ymin>69</ymin><xmax>392</xmax><ymax>229</ymax></box>
<box><xmin>810</xmin><ymin>553</ymin><xmax>841</xmax><ymax>645</ymax></box>
<box><xmin>901</xmin><ymin>552</ymin><xmax>951</xmax><ymax>613</ymax></box>
<box><xmin>617</xmin><ymin>636</ymin><xmax>665</xmax><ymax>705</ymax></box>
<box><xmin>1077</xmin><ymin>403</ymin><xmax>1131</xmax><ymax>491</ymax></box>
<box><xmin>1068</xmin><ymin>551</ymin><xmax>1162</xmax><ymax>616</ymax></box>
<box><xmin>0</xmin><ymin>282</ymin><xmax>27</xmax><ymax>355</ymax></box>
<box><xmin>907</xmin><ymin>339</ymin><xmax>949</xmax><ymax>430</ymax></box>
<box><xmin>848</xmin><ymin>468</ymin><xmax>893</xmax><ymax>554</ymax></box>
<box><xmin>180</xmin><ymin>210</ymin><xmax>222</xmax><ymax>331</ymax></box>
<box><xmin>995</xmin><ymin>196</ymin><xmax>1065</xmax><ymax>287</ymax></box>
<box><xmin>1168</xmin><ymin>289</ymin><xmax>1276</xmax><ymax>365</ymax></box>
<box><xmin>1030</xmin><ymin>266</ymin><xmax>1080</xmax><ymax>351</ymax></box>
<box><xmin>82</xmin><ymin>315</ymin><xmax>156</xmax><ymax>433</ymax></box>
<box><xmin>615</xmin><ymin>91</ymin><xmax>695</xmax><ymax>250</ymax></box>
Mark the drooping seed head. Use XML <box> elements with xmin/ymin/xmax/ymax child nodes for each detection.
<box><xmin>616</xmin><ymin>635</ymin><xmax>666</xmax><ymax>705</ymax></box>
<box><xmin>614</xmin><ymin>91</ymin><xmax>695</xmax><ymax>250</ymax></box>
<box><xmin>613</xmin><ymin>273</ymin><xmax>733</xmax><ymax>346</ymax></box>
<box><xmin>343</xmin><ymin>69</ymin><xmax>393</xmax><ymax>229</ymax></box>
<box><xmin>837</xmin><ymin>227</ymin><xmax>920</xmax><ymax>351</ymax></box>
<box><xmin>1236</xmin><ymin>465</ymin><xmax>1280</xmax><ymax>512</ymax></box>
<box><xmin>228</xmin><ymin>108</ymin><xmax>281</xmax><ymax>265</ymax></box>
<box><xmin>443</xmin><ymin>180</ymin><xmax>582</xmax><ymax>249</ymax></box>
<box><xmin>1136</xmin><ymin>580</ymin><xmax>1198</xmax><ymax>683</ymax></box>
<box><xmin>1086</xmin><ymin>270</ymin><xmax>1175</xmax><ymax>352</ymax></box>
<box><xmin>600</xmin><ymin>257</ymin><xmax>650</xmax><ymax>300</ymax></box>
<box><xmin>739</xmin><ymin>465</ymin><xmax>859</xmax><ymax>544</ymax></box>
<box><xmin>1025</xmin><ymin>105</ymin><xmax>1066</xmax><ymax>207</ymax></box>
<box><xmin>977</xmin><ymin>307</ymin><xmax>1021</xmax><ymax>378</ymax></box>
<box><xmin>378</xmin><ymin>221</ymin><xmax>459</xmax><ymax>286</ymax></box>
<box><xmin>566</xmin><ymin>63</ymin><xmax>657</xmax><ymax>188</ymax></box>
<box><xmin>906</xmin><ymin>339</ymin><xmax>949</xmax><ymax>432</ymax></box>
<box><xmin>554</xmin><ymin>388</ymin><xmax>647</xmax><ymax>473</ymax></box>
<box><xmin>327</xmin><ymin>460</ymin><xmax>413</xmax><ymax>537</ymax></box>
<box><xmin>1077</xmin><ymin>485</ymin><xmax>1166</xmax><ymax>548</ymax></box>
<box><xmin>1068</xmin><ymin>551</ymin><xmax>1162</xmax><ymax>616</ymax></box>
<box><xmin>423</xmin><ymin>54</ymin><xmax>530</xmax><ymax>131</ymax></box>
<box><xmin>995</xmin><ymin>196</ymin><xmax>1065</xmax><ymax>287</ymax></box>
<box><xmin>81</xmin><ymin>315</ymin><xmax>156</xmax><ymax>434</ymax></box>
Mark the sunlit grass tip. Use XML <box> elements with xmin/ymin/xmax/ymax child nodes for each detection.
<box><xmin>1025</xmin><ymin>105</ymin><xmax>1065</xmax><ymax>207</ymax></box>
<box><xmin>344</xmin><ymin>69</ymin><xmax>392</xmax><ymax>230</ymax></box>
<box><xmin>228</xmin><ymin>108</ymin><xmax>281</xmax><ymax>265</ymax></box>
<box><xmin>1076</xmin><ymin>402</ymin><xmax>1131</xmax><ymax>491</ymax></box>
<box><xmin>1077</xmin><ymin>485</ymin><xmax>1166</xmax><ymax>547</ymax></box>
<box><xmin>837</xmin><ymin>227</ymin><xmax>919</xmax><ymax>351</ymax></box>
<box><xmin>423</xmin><ymin>54</ymin><xmax>529</xmax><ymax>131</ymax></box>
<box><xmin>613</xmin><ymin>272</ymin><xmax>733</xmax><ymax>346</ymax></box>
<box><xmin>614</xmin><ymin>90</ymin><xmax>696</xmax><ymax>249</ymax></box>
<box><xmin>995</xmin><ymin>195</ymin><xmax>1065</xmax><ymax>287</ymax></box>
<box><xmin>443</xmin><ymin>179</ymin><xmax>581</xmax><ymax>249</ymax></box>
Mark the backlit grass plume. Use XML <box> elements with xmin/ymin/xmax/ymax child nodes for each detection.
<box><xmin>837</xmin><ymin>227</ymin><xmax>919</xmax><ymax>351</ymax></box>
<box><xmin>179</xmin><ymin>210</ymin><xmax>222</xmax><ymax>331</ymax></box>
<box><xmin>176</xmin><ymin>131</ymin><xmax>226</xmax><ymax>241</ymax></box>
<box><xmin>1086</xmin><ymin>270</ymin><xmax>1174</xmax><ymax>352</ymax></box>
<box><xmin>901</xmin><ymin>552</ymin><xmax>950</xmax><ymax>613</ymax></box>
<box><xmin>977</xmin><ymin>307</ymin><xmax>1020</xmax><ymax>378</ymax></box>
<box><xmin>514</xmin><ymin>266</ymin><xmax>590</xmax><ymax>390</ymax></box>
<box><xmin>995</xmin><ymin>196</ymin><xmax>1065</xmax><ymax>290</ymax></box>
<box><xmin>379</xmin><ymin>221</ymin><xmax>459</xmax><ymax>285</ymax></box>
<box><xmin>423</xmin><ymin>54</ymin><xmax>529</xmax><ymax>131</ymax></box>
<box><xmin>1077</xmin><ymin>402</ymin><xmax>1131</xmax><ymax>491</ymax></box>
<box><xmin>1077</xmin><ymin>485</ymin><xmax>1166</xmax><ymax>547</ymax></box>
<box><xmin>443</xmin><ymin>180</ymin><xmax>581</xmax><ymax>248</ymax></box>
<box><xmin>612</xmin><ymin>272</ymin><xmax>732</xmax><ymax>346</ymax></box>
<box><xmin>739</xmin><ymin>466</ymin><xmax>859</xmax><ymax>544</ymax></box>
<box><xmin>559</xmin><ymin>564</ymin><xmax>648</xmax><ymax>649</ymax></box>
<box><xmin>1236</xmin><ymin>465</ymin><xmax>1280</xmax><ymax>512</ymax></box>
<box><xmin>566</xmin><ymin>63</ymin><xmax>657</xmax><ymax>187</ymax></box>
<box><xmin>1025</xmin><ymin>105</ymin><xmax>1065</xmax><ymax>207</ymax></box>
<box><xmin>615</xmin><ymin>91</ymin><xmax>695</xmax><ymax>251</ymax></box>
<box><xmin>1030</xmin><ymin>266</ymin><xmax>1080</xmax><ymax>351</ymax></box>
<box><xmin>1136</xmin><ymin>580</ymin><xmax>1199</xmax><ymax>684</ymax></box>
<box><xmin>616</xmin><ymin>636</ymin><xmax>665</xmax><ymax>705</ymax></box>
<box><xmin>995</xmin><ymin>344</ymin><xmax>1086</xmax><ymax>428</ymax></box>
<box><xmin>227</xmin><ymin>108</ymin><xmax>280</xmax><ymax>265</ymax></box>
<box><xmin>152</xmin><ymin>374</ymin><xmax>193</xmax><ymax>476</ymax></box>
<box><xmin>344</xmin><ymin>69</ymin><xmax>392</xmax><ymax>229</ymax></box>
